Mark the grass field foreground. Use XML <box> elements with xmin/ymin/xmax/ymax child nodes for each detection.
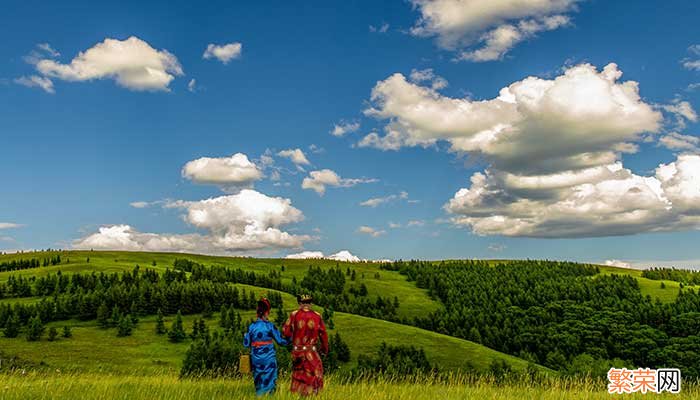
<box><xmin>0</xmin><ymin>371</ymin><xmax>697</xmax><ymax>400</ymax></box>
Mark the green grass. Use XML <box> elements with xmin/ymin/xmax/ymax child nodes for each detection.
<box><xmin>0</xmin><ymin>306</ymin><xmax>546</xmax><ymax>375</ymax></box>
<box><xmin>0</xmin><ymin>372</ymin><xmax>697</xmax><ymax>400</ymax></box>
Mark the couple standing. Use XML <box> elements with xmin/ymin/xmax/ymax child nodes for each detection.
<box><xmin>243</xmin><ymin>294</ymin><xmax>329</xmax><ymax>396</ymax></box>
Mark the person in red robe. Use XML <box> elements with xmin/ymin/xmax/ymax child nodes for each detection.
<box><xmin>282</xmin><ymin>294</ymin><xmax>329</xmax><ymax>396</ymax></box>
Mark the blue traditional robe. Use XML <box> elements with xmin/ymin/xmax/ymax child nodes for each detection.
<box><xmin>243</xmin><ymin>318</ymin><xmax>288</xmax><ymax>396</ymax></box>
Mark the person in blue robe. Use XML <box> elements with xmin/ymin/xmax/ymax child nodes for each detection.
<box><xmin>243</xmin><ymin>298</ymin><xmax>289</xmax><ymax>396</ymax></box>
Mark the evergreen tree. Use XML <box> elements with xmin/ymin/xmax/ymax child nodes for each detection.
<box><xmin>332</xmin><ymin>332</ymin><xmax>351</xmax><ymax>362</ymax></box>
<box><xmin>117</xmin><ymin>315</ymin><xmax>134</xmax><ymax>337</ymax></box>
<box><xmin>130</xmin><ymin>302</ymin><xmax>139</xmax><ymax>324</ymax></box>
<box><xmin>110</xmin><ymin>306</ymin><xmax>121</xmax><ymax>328</ymax></box>
<box><xmin>47</xmin><ymin>326</ymin><xmax>58</xmax><ymax>341</ymax></box>
<box><xmin>168</xmin><ymin>311</ymin><xmax>187</xmax><ymax>343</ymax></box>
<box><xmin>62</xmin><ymin>325</ymin><xmax>72</xmax><ymax>338</ymax></box>
<box><xmin>3</xmin><ymin>312</ymin><xmax>20</xmax><ymax>338</ymax></box>
<box><xmin>202</xmin><ymin>300</ymin><xmax>213</xmax><ymax>319</ymax></box>
<box><xmin>96</xmin><ymin>302</ymin><xmax>110</xmax><ymax>328</ymax></box>
<box><xmin>155</xmin><ymin>309</ymin><xmax>167</xmax><ymax>335</ymax></box>
<box><xmin>274</xmin><ymin>303</ymin><xmax>286</xmax><ymax>326</ymax></box>
<box><xmin>219</xmin><ymin>305</ymin><xmax>229</xmax><ymax>328</ymax></box>
<box><xmin>26</xmin><ymin>315</ymin><xmax>44</xmax><ymax>341</ymax></box>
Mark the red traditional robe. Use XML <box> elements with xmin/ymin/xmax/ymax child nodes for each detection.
<box><xmin>282</xmin><ymin>306</ymin><xmax>329</xmax><ymax>396</ymax></box>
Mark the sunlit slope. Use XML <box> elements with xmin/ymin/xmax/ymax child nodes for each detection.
<box><xmin>0</xmin><ymin>250</ymin><xmax>440</xmax><ymax>319</ymax></box>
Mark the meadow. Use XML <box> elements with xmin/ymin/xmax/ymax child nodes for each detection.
<box><xmin>1</xmin><ymin>250</ymin><xmax>698</xmax><ymax>398</ymax></box>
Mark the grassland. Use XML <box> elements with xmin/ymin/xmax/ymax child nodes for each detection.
<box><xmin>0</xmin><ymin>372</ymin><xmax>697</xmax><ymax>400</ymax></box>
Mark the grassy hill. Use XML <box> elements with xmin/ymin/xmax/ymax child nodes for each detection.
<box><xmin>0</xmin><ymin>250</ymin><xmax>545</xmax><ymax>376</ymax></box>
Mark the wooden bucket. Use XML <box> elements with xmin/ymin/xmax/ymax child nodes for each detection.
<box><xmin>239</xmin><ymin>354</ymin><xmax>251</xmax><ymax>375</ymax></box>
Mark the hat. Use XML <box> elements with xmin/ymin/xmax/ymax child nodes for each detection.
<box><xmin>298</xmin><ymin>294</ymin><xmax>313</xmax><ymax>304</ymax></box>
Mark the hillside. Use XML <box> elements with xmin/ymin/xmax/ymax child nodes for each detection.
<box><xmin>0</xmin><ymin>250</ymin><xmax>544</xmax><ymax>375</ymax></box>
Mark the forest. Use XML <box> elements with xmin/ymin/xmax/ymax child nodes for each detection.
<box><xmin>382</xmin><ymin>260</ymin><xmax>700</xmax><ymax>378</ymax></box>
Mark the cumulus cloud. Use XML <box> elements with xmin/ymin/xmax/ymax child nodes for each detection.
<box><xmin>285</xmin><ymin>251</ymin><xmax>325</xmax><ymax>259</ymax></box>
<box><xmin>659</xmin><ymin>132</ymin><xmax>700</xmax><ymax>152</ymax></box>
<box><xmin>328</xmin><ymin>250</ymin><xmax>362</xmax><ymax>262</ymax></box>
<box><xmin>330</xmin><ymin>121</ymin><xmax>360</xmax><ymax>137</ymax></box>
<box><xmin>409</xmin><ymin>0</ymin><xmax>581</xmax><ymax>61</ymax></box>
<box><xmin>363</xmin><ymin>63</ymin><xmax>661</xmax><ymax>174</ymax></box>
<box><xmin>357</xmin><ymin>226</ymin><xmax>386</xmax><ymax>237</ymax></box>
<box><xmin>284</xmin><ymin>250</ymin><xmax>366</xmax><ymax>262</ymax></box>
<box><xmin>0</xmin><ymin>223</ymin><xmax>23</xmax><ymax>229</ymax></box>
<box><xmin>360</xmin><ymin>191</ymin><xmax>409</xmax><ymax>207</ymax></box>
<box><xmin>14</xmin><ymin>75</ymin><xmax>54</xmax><ymax>93</ymax></box>
<box><xmin>604</xmin><ymin>259</ymin><xmax>633</xmax><ymax>269</ymax></box>
<box><xmin>75</xmin><ymin>190</ymin><xmax>311</xmax><ymax>254</ymax></box>
<box><xmin>32</xmin><ymin>36</ymin><xmax>183</xmax><ymax>91</ymax></box>
<box><xmin>203</xmin><ymin>42</ymin><xmax>242</xmax><ymax>64</ymax></box>
<box><xmin>277</xmin><ymin>148</ymin><xmax>310</xmax><ymax>166</ymax></box>
<box><xmin>302</xmin><ymin>169</ymin><xmax>377</xmax><ymax>195</ymax></box>
<box><xmin>360</xmin><ymin>62</ymin><xmax>700</xmax><ymax>238</ymax></box>
<box><xmin>181</xmin><ymin>153</ymin><xmax>263</xmax><ymax>192</ymax></box>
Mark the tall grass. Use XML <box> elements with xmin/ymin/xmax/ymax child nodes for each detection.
<box><xmin>0</xmin><ymin>371</ymin><xmax>697</xmax><ymax>400</ymax></box>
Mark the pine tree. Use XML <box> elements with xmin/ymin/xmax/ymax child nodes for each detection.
<box><xmin>155</xmin><ymin>309</ymin><xmax>167</xmax><ymax>335</ymax></box>
<box><xmin>3</xmin><ymin>312</ymin><xmax>20</xmax><ymax>338</ymax></box>
<box><xmin>351</xmin><ymin>270</ymin><xmax>356</xmax><ymax>281</ymax></box>
<box><xmin>110</xmin><ymin>306</ymin><xmax>121</xmax><ymax>328</ymax></box>
<box><xmin>202</xmin><ymin>300</ymin><xmax>213</xmax><ymax>319</ymax></box>
<box><xmin>168</xmin><ymin>311</ymin><xmax>187</xmax><ymax>343</ymax></box>
<box><xmin>130</xmin><ymin>302</ymin><xmax>139</xmax><ymax>324</ymax></box>
<box><xmin>117</xmin><ymin>315</ymin><xmax>134</xmax><ymax>337</ymax></box>
<box><xmin>219</xmin><ymin>305</ymin><xmax>229</xmax><ymax>329</ymax></box>
<box><xmin>332</xmin><ymin>332</ymin><xmax>351</xmax><ymax>362</ymax></box>
<box><xmin>274</xmin><ymin>303</ymin><xmax>286</xmax><ymax>326</ymax></box>
<box><xmin>26</xmin><ymin>315</ymin><xmax>45</xmax><ymax>341</ymax></box>
<box><xmin>62</xmin><ymin>326</ymin><xmax>72</xmax><ymax>338</ymax></box>
<box><xmin>96</xmin><ymin>302</ymin><xmax>110</xmax><ymax>328</ymax></box>
<box><xmin>47</xmin><ymin>327</ymin><xmax>58</xmax><ymax>341</ymax></box>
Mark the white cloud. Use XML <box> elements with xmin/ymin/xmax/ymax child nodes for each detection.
<box><xmin>662</xmin><ymin>100</ymin><xmax>698</xmax><ymax>129</ymax></box>
<box><xmin>360</xmin><ymin>62</ymin><xmax>700</xmax><ymax>238</ymax></box>
<box><xmin>446</xmin><ymin>155</ymin><xmax>700</xmax><ymax>238</ymax></box>
<box><xmin>357</xmin><ymin>226</ymin><xmax>386</xmax><ymax>237</ymax></box>
<box><xmin>203</xmin><ymin>42</ymin><xmax>242</xmax><ymax>64</ymax></box>
<box><xmin>37</xmin><ymin>43</ymin><xmax>60</xmax><ymax>57</ymax></box>
<box><xmin>682</xmin><ymin>45</ymin><xmax>700</xmax><ymax>71</ymax></box>
<box><xmin>360</xmin><ymin>191</ymin><xmax>409</xmax><ymax>207</ymax></box>
<box><xmin>0</xmin><ymin>223</ymin><xmax>23</xmax><ymax>229</ymax></box>
<box><xmin>659</xmin><ymin>132</ymin><xmax>700</xmax><ymax>152</ymax></box>
<box><xmin>129</xmin><ymin>201</ymin><xmax>152</xmax><ymax>209</ymax></box>
<box><xmin>459</xmin><ymin>15</ymin><xmax>570</xmax><ymax>62</ymax></box>
<box><xmin>369</xmin><ymin>23</ymin><xmax>390</xmax><ymax>33</ymax></box>
<box><xmin>277</xmin><ymin>148</ymin><xmax>310</xmax><ymax>166</ymax></box>
<box><xmin>409</xmin><ymin>0</ymin><xmax>581</xmax><ymax>61</ymax></box>
<box><xmin>14</xmin><ymin>75</ymin><xmax>54</xmax><ymax>93</ymax></box>
<box><xmin>75</xmin><ymin>189</ymin><xmax>311</xmax><ymax>254</ymax></box>
<box><xmin>328</xmin><ymin>250</ymin><xmax>362</xmax><ymax>262</ymax></box>
<box><xmin>34</xmin><ymin>36</ymin><xmax>183</xmax><ymax>91</ymax></box>
<box><xmin>363</xmin><ymin>63</ymin><xmax>661</xmax><ymax>175</ymax></box>
<box><xmin>285</xmin><ymin>251</ymin><xmax>325</xmax><ymax>259</ymax></box>
<box><xmin>604</xmin><ymin>259</ymin><xmax>632</xmax><ymax>269</ymax></box>
<box><xmin>301</xmin><ymin>169</ymin><xmax>377</xmax><ymax>195</ymax></box>
<box><xmin>330</xmin><ymin>121</ymin><xmax>360</xmax><ymax>137</ymax></box>
<box><xmin>409</xmin><ymin>68</ymin><xmax>448</xmax><ymax>90</ymax></box>
<box><xmin>407</xmin><ymin>220</ymin><xmax>425</xmax><ymax>227</ymax></box>
<box><xmin>188</xmin><ymin>79</ymin><xmax>197</xmax><ymax>92</ymax></box>
<box><xmin>181</xmin><ymin>153</ymin><xmax>263</xmax><ymax>192</ymax></box>
<box><xmin>284</xmin><ymin>250</ymin><xmax>366</xmax><ymax>262</ymax></box>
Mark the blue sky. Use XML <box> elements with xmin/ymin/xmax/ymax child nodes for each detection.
<box><xmin>1</xmin><ymin>0</ymin><xmax>699</xmax><ymax>266</ymax></box>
